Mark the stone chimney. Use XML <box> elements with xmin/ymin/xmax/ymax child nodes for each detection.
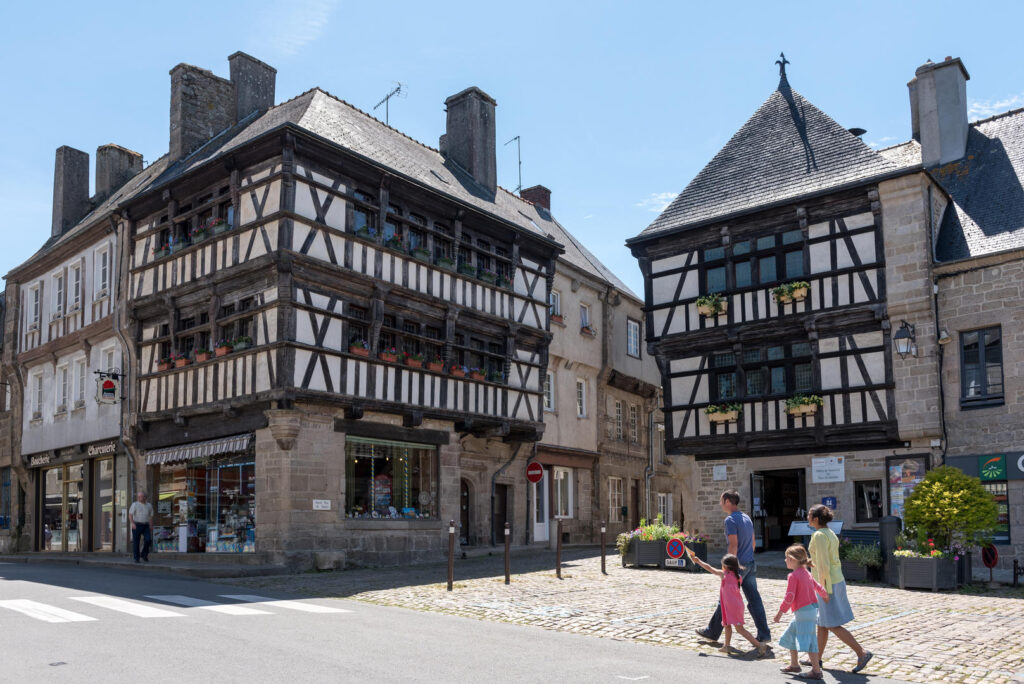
<box><xmin>520</xmin><ymin>185</ymin><xmax>551</xmax><ymax>211</ymax></box>
<box><xmin>908</xmin><ymin>56</ymin><xmax>970</xmax><ymax>167</ymax></box>
<box><xmin>442</xmin><ymin>87</ymin><xmax>497</xmax><ymax>193</ymax></box>
<box><xmin>95</xmin><ymin>144</ymin><xmax>143</xmax><ymax>202</ymax></box>
<box><xmin>51</xmin><ymin>146</ymin><xmax>90</xmax><ymax>238</ymax></box>
<box><xmin>229</xmin><ymin>51</ymin><xmax>276</xmax><ymax>122</ymax></box>
<box><xmin>169</xmin><ymin>63</ymin><xmax>235</xmax><ymax>163</ymax></box>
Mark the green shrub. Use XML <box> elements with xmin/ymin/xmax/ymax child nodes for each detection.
<box><xmin>903</xmin><ymin>465</ymin><xmax>998</xmax><ymax>550</ymax></box>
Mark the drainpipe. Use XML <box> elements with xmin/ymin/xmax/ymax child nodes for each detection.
<box><xmin>644</xmin><ymin>408</ymin><xmax>654</xmax><ymax>519</ymax></box>
<box><xmin>924</xmin><ymin>184</ymin><xmax>949</xmax><ymax>464</ymax></box>
<box><xmin>109</xmin><ymin>214</ymin><xmax>136</xmax><ymax>552</ymax></box>
<box><xmin>490</xmin><ymin>441</ymin><xmax>523</xmax><ymax>546</ymax></box>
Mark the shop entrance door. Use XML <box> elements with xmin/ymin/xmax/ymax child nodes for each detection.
<box><xmin>630</xmin><ymin>481</ymin><xmax>640</xmax><ymax>529</ymax></box>
<box><xmin>532</xmin><ymin>469</ymin><xmax>549</xmax><ymax>543</ymax></box>
<box><xmin>751</xmin><ymin>468</ymin><xmax>806</xmax><ymax>551</ymax></box>
<box><xmin>41</xmin><ymin>464</ymin><xmax>86</xmax><ymax>552</ymax></box>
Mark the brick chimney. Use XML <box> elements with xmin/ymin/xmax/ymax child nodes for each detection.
<box><xmin>51</xmin><ymin>146</ymin><xmax>90</xmax><ymax>238</ymax></box>
<box><xmin>520</xmin><ymin>185</ymin><xmax>551</xmax><ymax>211</ymax></box>
<box><xmin>95</xmin><ymin>144</ymin><xmax>143</xmax><ymax>202</ymax></box>
<box><xmin>229</xmin><ymin>51</ymin><xmax>276</xmax><ymax>122</ymax></box>
<box><xmin>441</xmin><ymin>87</ymin><xmax>497</xmax><ymax>194</ymax></box>
<box><xmin>908</xmin><ymin>57</ymin><xmax>970</xmax><ymax>167</ymax></box>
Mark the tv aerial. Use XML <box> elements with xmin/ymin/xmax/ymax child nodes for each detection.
<box><xmin>504</xmin><ymin>135</ymin><xmax>522</xmax><ymax>194</ymax></box>
<box><xmin>374</xmin><ymin>82</ymin><xmax>406</xmax><ymax>125</ymax></box>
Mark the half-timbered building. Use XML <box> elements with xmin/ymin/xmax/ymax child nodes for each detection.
<box><xmin>119</xmin><ymin>54</ymin><xmax>561</xmax><ymax>567</ymax></box>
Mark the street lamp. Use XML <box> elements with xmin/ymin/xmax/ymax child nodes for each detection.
<box><xmin>893</xmin><ymin>320</ymin><xmax>917</xmax><ymax>359</ymax></box>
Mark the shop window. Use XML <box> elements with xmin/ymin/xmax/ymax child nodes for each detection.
<box><xmin>608</xmin><ymin>477</ymin><xmax>623</xmax><ymax>523</ymax></box>
<box><xmin>0</xmin><ymin>467</ymin><xmax>10</xmax><ymax>530</ymax></box>
<box><xmin>553</xmin><ymin>467</ymin><xmax>573</xmax><ymax>518</ymax></box>
<box><xmin>854</xmin><ymin>480</ymin><xmax>883</xmax><ymax>523</ymax></box>
<box><xmin>960</xmin><ymin>327</ymin><xmax>1004</xmax><ymax>407</ymax></box>
<box><xmin>982</xmin><ymin>481</ymin><xmax>1011</xmax><ymax>545</ymax></box>
<box><xmin>345</xmin><ymin>438</ymin><xmax>438</xmax><ymax>519</ymax></box>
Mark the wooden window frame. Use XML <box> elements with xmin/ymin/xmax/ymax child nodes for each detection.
<box><xmin>698</xmin><ymin>228</ymin><xmax>809</xmax><ymax>296</ymax></box>
<box><xmin>959</xmin><ymin>326</ymin><xmax>1004</xmax><ymax>408</ymax></box>
<box><xmin>626</xmin><ymin>318</ymin><xmax>642</xmax><ymax>358</ymax></box>
<box><xmin>710</xmin><ymin>342</ymin><xmax>814</xmax><ymax>402</ymax></box>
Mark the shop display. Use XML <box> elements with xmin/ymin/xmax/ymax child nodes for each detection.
<box><xmin>887</xmin><ymin>455</ymin><xmax>928</xmax><ymax>518</ymax></box>
<box><xmin>345</xmin><ymin>439</ymin><xmax>437</xmax><ymax>519</ymax></box>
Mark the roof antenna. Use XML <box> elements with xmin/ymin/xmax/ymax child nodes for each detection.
<box><xmin>504</xmin><ymin>135</ymin><xmax>522</xmax><ymax>194</ymax></box>
<box><xmin>373</xmin><ymin>82</ymin><xmax>405</xmax><ymax>125</ymax></box>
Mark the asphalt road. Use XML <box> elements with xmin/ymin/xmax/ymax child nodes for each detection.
<box><xmin>0</xmin><ymin>562</ymin><xmax>905</xmax><ymax>684</ymax></box>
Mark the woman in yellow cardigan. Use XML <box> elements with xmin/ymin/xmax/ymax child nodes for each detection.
<box><xmin>807</xmin><ymin>504</ymin><xmax>873</xmax><ymax>675</ymax></box>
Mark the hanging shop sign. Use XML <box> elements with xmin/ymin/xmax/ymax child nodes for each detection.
<box><xmin>96</xmin><ymin>373</ymin><xmax>120</xmax><ymax>404</ymax></box>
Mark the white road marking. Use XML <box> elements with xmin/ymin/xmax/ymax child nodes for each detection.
<box><xmin>69</xmin><ymin>596</ymin><xmax>185</xmax><ymax>618</ymax></box>
<box><xmin>145</xmin><ymin>595</ymin><xmax>272</xmax><ymax>615</ymax></box>
<box><xmin>0</xmin><ymin>599</ymin><xmax>96</xmax><ymax>623</ymax></box>
<box><xmin>219</xmin><ymin>594</ymin><xmax>351</xmax><ymax>613</ymax></box>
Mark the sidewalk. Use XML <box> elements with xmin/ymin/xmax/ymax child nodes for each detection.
<box><xmin>0</xmin><ymin>553</ymin><xmax>287</xmax><ymax>578</ymax></box>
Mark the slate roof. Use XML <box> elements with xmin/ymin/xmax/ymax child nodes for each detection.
<box><xmin>632</xmin><ymin>77</ymin><xmax>903</xmax><ymax>242</ymax></box>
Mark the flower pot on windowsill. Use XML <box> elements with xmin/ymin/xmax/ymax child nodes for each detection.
<box><xmin>696</xmin><ymin>302</ymin><xmax>728</xmax><ymax>317</ymax></box>
<box><xmin>774</xmin><ymin>293</ymin><xmax>793</xmax><ymax>305</ymax></box>
<box><xmin>195</xmin><ymin>351</ymin><xmax>212</xmax><ymax>363</ymax></box>
<box><xmin>405</xmin><ymin>358</ymin><xmax>423</xmax><ymax>368</ymax></box>
<box><xmin>378</xmin><ymin>353</ymin><xmax>398</xmax><ymax>363</ymax></box>
<box><xmin>707</xmin><ymin>410</ymin><xmax>739</xmax><ymax>424</ymax></box>
<box><xmin>410</xmin><ymin>248</ymin><xmax>432</xmax><ymax>263</ymax></box>
<box><xmin>349</xmin><ymin>346</ymin><xmax>369</xmax><ymax>357</ymax></box>
<box><xmin>470</xmin><ymin>371</ymin><xmax>486</xmax><ymax>381</ymax></box>
<box><xmin>458</xmin><ymin>264</ymin><xmax>477</xmax><ymax>277</ymax></box>
<box><xmin>550</xmin><ymin>314</ymin><xmax>564</xmax><ymax>325</ymax></box>
<box><xmin>233</xmin><ymin>341</ymin><xmax>251</xmax><ymax>352</ymax></box>
<box><xmin>435</xmin><ymin>257</ymin><xmax>455</xmax><ymax>271</ymax></box>
<box><xmin>175</xmin><ymin>357</ymin><xmax>192</xmax><ymax>368</ymax></box>
<box><xmin>787</xmin><ymin>403</ymin><xmax>819</xmax><ymax>417</ymax></box>
<box><xmin>215</xmin><ymin>345</ymin><xmax>233</xmax><ymax>357</ymax></box>
<box><xmin>157</xmin><ymin>361</ymin><xmax>172</xmax><ymax>372</ymax></box>
<box><xmin>790</xmin><ymin>286</ymin><xmax>809</xmax><ymax>301</ymax></box>
<box><xmin>190</xmin><ymin>231</ymin><xmax>209</xmax><ymax>244</ymax></box>
<box><xmin>450</xmin><ymin>368</ymin><xmax>466</xmax><ymax>378</ymax></box>
<box><xmin>212</xmin><ymin>221</ymin><xmax>230</xmax><ymax>235</ymax></box>
<box><xmin>427</xmin><ymin>362</ymin><xmax>444</xmax><ymax>372</ymax></box>
<box><xmin>477</xmin><ymin>270</ymin><xmax>497</xmax><ymax>284</ymax></box>
<box><xmin>580</xmin><ymin>326</ymin><xmax>597</xmax><ymax>337</ymax></box>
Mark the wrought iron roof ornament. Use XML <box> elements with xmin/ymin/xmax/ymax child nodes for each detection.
<box><xmin>776</xmin><ymin>52</ymin><xmax>790</xmax><ymax>79</ymax></box>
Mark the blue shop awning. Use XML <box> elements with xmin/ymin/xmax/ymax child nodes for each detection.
<box><xmin>145</xmin><ymin>434</ymin><xmax>252</xmax><ymax>466</ymax></box>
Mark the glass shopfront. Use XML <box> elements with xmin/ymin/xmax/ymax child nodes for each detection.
<box><xmin>345</xmin><ymin>438</ymin><xmax>438</xmax><ymax>519</ymax></box>
<box><xmin>155</xmin><ymin>454</ymin><xmax>256</xmax><ymax>553</ymax></box>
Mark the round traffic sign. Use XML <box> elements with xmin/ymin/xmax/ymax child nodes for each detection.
<box><xmin>526</xmin><ymin>462</ymin><xmax>544</xmax><ymax>484</ymax></box>
<box><xmin>666</xmin><ymin>537</ymin><xmax>685</xmax><ymax>559</ymax></box>
<box><xmin>982</xmin><ymin>544</ymin><xmax>999</xmax><ymax>569</ymax></box>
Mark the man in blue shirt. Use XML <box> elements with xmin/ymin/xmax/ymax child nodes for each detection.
<box><xmin>695</xmin><ymin>489</ymin><xmax>771</xmax><ymax>650</ymax></box>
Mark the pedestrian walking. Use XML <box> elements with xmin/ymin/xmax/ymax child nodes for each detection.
<box><xmin>806</xmin><ymin>504</ymin><xmax>873</xmax><ymax>674</ymax></box>
<box><xmin>129</xmin><ymin>491</ymin><xmax>154</xmax><ymax>564</ymax></box>
<box><xmin>775</xmin><ymin>545</ymin><xmax>829</xmax><ymax>679</ymax></box>
<box><xmin>694</xmin><ymin>490</ymin><xmax>771</xmax><ymax>650</ymax></box>
<box><xmin>687</xmin><ymin>548</ymin><xmax>768</xmax><ymax>657</ymax></box>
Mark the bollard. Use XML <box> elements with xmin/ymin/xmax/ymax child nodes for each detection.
<box><xmin>504</xmin><ymin>522</ymin><xmax>511</xmax><ymax>585</ymax></box>
<box><xmin>600</xmin><ymin>520</ymin><xmax>607</xmax><ymax>575</ymax></box>
<box><xmin>556</xmin><ymin>518</ymin><xmax>563</xmax><ymax>579</ymax></box>
<box><xmin>447</xmin><ymin>520</ymin><xmax>455</xmax><ymax>592</ymax></box>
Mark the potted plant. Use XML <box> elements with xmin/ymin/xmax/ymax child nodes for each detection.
<box><xmin>209</xmin><ymin>217</ymin><xmax>230</xmax><ymax>235</ymax></box>
<box><xmin>486</xmin><ymin>368</ymin><xmax>504</xmax><ymax>384</ymax></box>
<box><xmin>458</xmin><ymin>262</ymin><xmax>477</xmax><ymax>277</ymax></box>
<box><xmin>895</xmin><ymin>546</ymin><xmax>957</xmax><ymax>592</ymax></box>
<box><xmin>384</xmin><ymin>235</ymin><xmax>405</xmax><ymax>251</ymax></box>
<box><xmin>215</xmin><ymin>339</ymin><xmax>234</xmax><ymax>357</ymax></box>
<box><xmin>786</xmin><ymin>393</ymin><xmax>823</xmax><ymax>416</ymax></box>
<box><xmin>378</xmin><ymin>346</ymin><xmax>399</xmax><ymax>363</ymax></box>
<box><xmin>152</xmin><ymin>243</ymin><xmax>169</xmax><ymax>260</ymax></box>
<box><xmin>450</xmin><ymin>365</ymin><xmax>468</xmax><ymax>378</ymax></box>
<box><xmin>477</xmin><ymin>267</ymin><xmax>498</xmax><ymax>284</ymax></box>
<box><xmin>772</xmin><ymin>281</ymin><xmax>811</xmax><ymax>304</ymax></box>
<box><xmin>497</xmin><ymin>274</ymin><xmax>513</xmax><ymax>289</ymax></box>
<box><xmin>194</xmin><ymin>347</ymin><xmax>212</xmax><ymax>363</ymax></box>
<box><xmin>410</xmin><ymin>246</ymin><xmax>432</xmax><ymax>263</ymax></box>
<box><xmin>232</xmin><ymin>335</ymin><xmax>253</xmax><ymax>352</ymax></box>
<box><xmin>355</xmin><ymin>226</ymin><xmax>377</xmax><ymax>240</ymax></box>
<box><xmin>839</xmin><ymin>537</ymin><xmax>882</xmax><ymax>582</ymax></box>
<box><xmin>469</xmin><ymin>367</ymin><xmax>486</xmax><ymax>381</ymax></box>
<box><xmin>618</xmin><ymin>515</ymin><xmax>680</xmax><ymax>568</ymax></box>
<box><xmin>426</xmin><ymin>355</ymin><xmax>445</xmax><ymax>372</ymax></box>
<box><xmin>172</xmin><ymin>352</ymin><xmax>191</xmax><ymax>368</ymax></box>
<box><xmin>695</xmin><ymin>292</ymin><xmax>727</xmax><ymax>317</ymax></box>
<box><xmin>435</xmin><ymin>255</ymin><xmax>455</xmax><ymax>271</ymax></box>
<box><xmin>682</xmin><ymin>532</ymin><xmax>711</xmax><ymax>572</ymax></box>
<box><xmin>550</xmin><ymin>313</ymin><xmax>564</xmax><ymax>324</ymax></box>
<box><xmin>404</xmin><ymin>351</ymin><xmax>424</xmax><ymax>368</ymax></box>
<box><xmin>157</xmin><ymin>356</ymin><xmax>172</xmax><ymax>371</ymax></box>
<box><xmin>580</xmin><ymin>325</ymin><xmax>597</xmax><ymax>337</ymax></box>
<box><xmin>190</xmin><ymin>223</ymin><xmax>209</xmax><ymax>244</ymax></box>
<box><xmin>705</xmin><ymin>402</ymin><xmax>742</xmax><ymax>424</ymax></box>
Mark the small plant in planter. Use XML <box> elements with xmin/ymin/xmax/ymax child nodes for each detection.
<box><xmin>355</xmin><ymin>226</ymin><xmax>377</xmax><ymax>240</ymax></box>
<box><xmin>172</xmin><ymin>352</ymin><xmax>191</xmax><ymax>368</ymax></box>
<box><xmin>426</xmin><ymin>355</ymin><xmax>445</xmax><ymax>372</ymax></box>
<box><xmin>469</xmin><ymin>367</ymin><xmax>486</xmax><ymax>381</ymax></box>
<box><xmin>695</xmin><ymin>292</ymin><xmax>727</xmax><ymax>317</ymax></box>
<box><xmin>785</xmin><ymin>393</ymin><xmax>823</xmax><ymax>416</ymax></box>
<box><xmin>232</xmin><ymin>335</ymin><xmax>253</xmax><ymax>352</ymax></box>
<box><xmin>580</xmin><ymin>325</ymin><xmax>597</xmax><ymax>336</ymax></box>
<box><xmin>409</xmin><ymin>246</ymin><xmax>432</xmax><ymax>262</ymax></box>
<box><xmin>348</xmin><ymin>339</ymin><xmax>370</xmax><ymax>357</ymax></box>
<box><xmin>152</xmin><ymin>243</ymin><xmax>170</xmax><ymax>259</ymax></box>
<box><xmin>458</xmin><ymin>262</ymin><xmax>477</xmax><ymax>277</ymax></box>
<box><xmin>194</xmin><ymin>347</ymin><xmax>212</xmax><ymax>363</ymax></box>
<box><xmin>384</xmin><ymin>235</ymin><xmax>405</xmax><ymax>251</ymax></box>
<box><xmin>209</xmin><ymin>216</ymin><xmax>230</xmax><ymax>234</ymax></box>
<box><xmin>839</xmin><ymin>538</ymin><xmax>882</xmax><ymax>582</ymax></box>
<box><xmin>189</xmin><ymin>224</ymin><xmax>209</xmax><ymax>244</ymax></box>
<box><xmin>404</xmin><ymin>351</ymin><xmax>424</xmax><ymax>368</ymax></box>
<box><xmin>378</xmin><ymin>346</ymin><xmax>399</xmax><ymax>363</ymax></box>
<box><xmin>550</xmin><ymin>313</ymin><xmax>564</xmax><ymax>324</ymax></box>
<box><xmin>215</xmin><ymin>339</ymin><xmax>234</xmax><ymax>357</ymax></box>
<box><xmin>705</xmin><ymin>402</ymin><xmax>742</xmax><ymax>424</ymax></box>
<box><xmin>497</xmin><ymin>274</ymin><xmax>513</xmax><ymax>289</ymax></box>
<box><xmin>435</xmin><ymin>255</ymin><xmax>455</xmax><ymax>270</ymax></box>
<box><xmin>450</xmin><ymin>364</ymin><xmax>468</xmax><ymax>378</ymax></box>
<box><xmin>157</xmin><ymin>356</ymin><xmax>173</xmax><ymax>372</ymax></box>
<box><xmin>486</xmin><ymin>368</ymin><xmax>505</xmax><ymax>384</ymax></box>
<box><xmin>773</xmin><ymin>281</ymin><xmax>811</xmax><ymax>304</ymax></box>
<box><xmin>477</xmin><ymin>267</ymin><xmax>498</xmax><ymax>284</ymax></box>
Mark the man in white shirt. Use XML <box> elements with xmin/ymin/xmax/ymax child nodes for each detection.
<box><xmin>128</xmin><ymin>492</ymin><xmax>155</xmax><ymax>563</ymax></box>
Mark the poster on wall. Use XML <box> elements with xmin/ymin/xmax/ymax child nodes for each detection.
<box><xmin>812</xmin><ymin>456</ymin><xmax>845</xmax><ymax>483</ymax></box>
<box><xmin>887</xmin><ymin>455</ymin><xmax>928</xmax><ymax>518</ymax></box>
<box><xmin>373</xmin><ymin>473</ymin><xmax>392</xmax><ymax>510</ymax></box>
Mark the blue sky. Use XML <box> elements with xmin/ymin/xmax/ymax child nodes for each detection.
<box><xmin>1</xmin><ymin>1</ymin><xmax>1022</xmax><ymax>296</ymax></box>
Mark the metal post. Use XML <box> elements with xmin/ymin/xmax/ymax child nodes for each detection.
<box><xmin>556</xmin><ymin>518</ymin><xmax>563</xmax><ymax>579</ymax></box>
<box><xmin>504</xmin><ymin>522</ymin><xmax>511</xmax><ymax>585</ymax></box>
<box><xmin>447</xmin><ymin>520</ymin><xmax>455</xmax><ymax>592</ymax></box>
<box><xmin>600</xmin><ymin>521</ymin><xmax>607</xmax><ymax>575</ymax></box>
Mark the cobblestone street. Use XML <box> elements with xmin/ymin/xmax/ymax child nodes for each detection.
<box><xmin>224</xmin><ymin>549</ymin><xmax>1024</xmax><ymax>683</ymax></box>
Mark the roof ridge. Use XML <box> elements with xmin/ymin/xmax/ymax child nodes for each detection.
<box><xmin>308</xmin><ymin>87</ymin><xmax>443</xmax><ymax>156</ymax></box>
<box><xmin>876</xmin><ymin>139</ymin><xmax>918</xmax><ymax>153</ymax></box>
<box><xmin>970</xmin><ymin>106</ymin><xmax>1024</xmax><ymax>127</ymax></box>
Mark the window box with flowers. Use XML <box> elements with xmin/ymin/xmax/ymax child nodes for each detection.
<box><xmin>486</xmin><ymin>368</ymin><xmax>504</xmax><ymax>384</ymax></box>
<box><xmin>450</xmin><ymin>365</ymin><xmax>468</xmax><ymax>378</ymax></box>
<box><xmin>209</xmin><ymin>217</ymin><xmax>230</xmax><ymax>235</ymax></box>
<box><xmin>426</xmin><ymin>356</ymin><xmax>445</xmax><ymax>373</ymax></box>
<box><xmin>232</xmin><ymin>336</ymin><xmax>253</xmax><ymax>352</ymax></box>
<box><xmin>409</xmin><ymin>247</ymin><xmax>432</xmax><ymax>263</ymax></box>
<box><xmin>355</xmin><ymin>226</ymin><xmax>377</xmax><ymax>241</ymax></box>
<box><xmin>378</xmin><ymin>347</ymin><xmax>399</xmax><ymax>363</ymax></box>
<box><xmin>550</xmin><ymin>313</ymin><xmax>564</xmax><ymax>325</ymax></box>
<box><xmin>786</xmin><ymin>393</ymin><xmax>823</xmax><ymax>417</ymax></box>
<box><xmin>497</xmin><ymin>274</ymin><xmax>513</xmax><ymax>290</ymax></box>
<box><xmin>172</xmin><ymin>353</ymin><xmax>191</xmax><ymax>368</ymax></box>
<box><xmin>348</xmin><ymin>339</ymin><xmax>370</xmax><ymax>357</ymax></box>
<box><xmin>580</xmin><ymin>325</ymin><xmax>597</xmax><ymax>337</ymax></box>
<box><xmin>158</xmin><ymin>357</ymin><xmax>173</xmax><ymax>372</ymax></box>
<box><xmin>469</xmin><ymin>367</ymin><xmax>486</xmax><ymax>381</ymax></box>
<box><xmin>404</xmin><ymin>351</ymin><xmax>424</xmax><ymax>368</ymax></box>
<box><xmin>458</xmin><ymin>263</ymin><xmax>477</xmax><ymax>277</ymax></box>
<box><xmin>215</xmin><ymin>340</ymin><xmax>234</xmax><ymax>357</ymax></box>
<box><xmin>189</xmin><ymin>224</ymin><xmax>209</xmax><ymax>244</ymax></box>
<box><xmin>772</xmin><ymin>281</ymin><xmax>810</xmax><ymax>304</ymax></box>
<box><xmin>194</xmin><ymin>348</ymin><xmax>212</xmax><ymax>363</ymax></box>
<box><xmin>435</xmin><ymin>255</ymin><xmax>455</xmax><ymax>271</ymax></box>
<box><xmin>384</xmin><ymin>236</ymin><xmax>405</xmax><ymax>252</ymax></box>
<box><xmin>705</xmin><ymin>403</ymin><xmax>741</xmax><ymax>424</ymax></box>
<box><xmin>616</xmin><ymin>516</ymin><xmax>679</xmax><ymax>568</ymax></box>
<box><xmin>152</xmin><ymin>243</ymin><xmax>170</xmax><ymax>260</ymax></box>
<box><xmin>695</xmin><ymin>292</ymin><xmax>727</xmax><ymax>317</ymax></box>
<box><xmin>476</xmin><ymin>267</ymin><xmax>497</xmax><ymax>284</ymax></box>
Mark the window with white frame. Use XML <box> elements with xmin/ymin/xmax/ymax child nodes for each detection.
<box><xmin>614</xmin><ymin>400</ymin><xmax>623</xmax><ymax>440</ymax></box>
<box><xmin>96</xmin><ymin>248</ymin><xmax>109</xmax><ymax>294</ymax></box>
<box><xmin>53</xmin><ymin>272</ymin><xmax>64</xmax><ymax>317</ymax></box>
<box><xmin>609</xmin><ymin>477</ymin><xmax>624</xmax><ymax>523</ymax></box>
<box><xmin>553</xmin><ymin>467</ymin><xmax>573</xmax><ymax>518</ymax></box>
<box><xmin>69</xmin><ymin>265</ymin><xmax>81</xmax><ymax>310</ymax></box>
<box><xmin>549</xmin><ymin>290</ymin><xmax>561</xmax><ymax>317</ymax></box>
<box><xmin>627</xmin><ymin>319</ymin><xmax>641</xmax><ymax>357</ymax></box>
<box><xmin>56</xmin><ymin>365</ymin><xmax>69</xmax><ymax>412</ymax></box>
<box><xmin>629</xmin><ymin>405</ymin><xmax>639</xmax><ymax>444</ymax></box>
<box><xmin>579</xmin><ymin>304</ymin><xmax>590</xmax><ymax>329</ymax></box>
<box><xmin>32</xmin><ymin>373</ymin><xmax>43</xmax><ymax>417</ymax></box>
<box><xmin>103</xmin><ymin>347</ymin><xmax>116</xmax><ymax>372</ymax></box>
<box><xmin>657</xmin><ymin>493</ymin><xmax>673</xmax><ymax>525</ymax></box>
<box><xmin>29</xmin><ymin>285</ymin><xmax>40</xmax><ymax>327</ymax></box>
<box><xmin>74</xmin><ymin>359</ymin><xmax>87</xmax><ymax>406</ymax></box>
<box><xmin>543</xmin><ymin>372</ymin><xmax>555</xmax><ymax>411</ymax></box>
<box><xmin>575</xmin><ymin>379</ymin><xmax>586</xmax><ymax>417</ymax></box>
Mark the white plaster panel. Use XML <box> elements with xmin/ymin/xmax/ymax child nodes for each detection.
<box><xmin>844</xmin><ymin>212</ymin><xmax>874</xmax><ymax>230</ymax></box>
<box><xmin>819</xmin><ymin>336</ymin><xmax>840</xmax><ymax>353</ymax></box>
<box><xmin>821</xmin><ymin>357</ymin><xmax>842</xmax><ymax>390</ymax></box>
<box><xmin>809</xmin><ymin>242</ymin><xmax>830</xmax><ymax>273</ymax></box>
<box><xmin>808</xmin><ymin>221</ymin><xmax>829</xmax><ymax>239</ymax></box>
<box><xmin>680</xmin><ymin>270</ymin><xmax>699</xmax><ymax>299</ymax></box>
<box><xmin>651</xmin><ymin>252</ymin><xmax>691</xmax><ymax>274</ymax></box>
<box><xmin>851</xmin><ymin>231</ymin><xmax>876</xmax><ymax>264</ymax></box>
<box><xmin>652</xmin><ymin>275</ymin><xmax>678</xmax><ymax>304</ymax></box>
<box><xmin>294</xmin><ymin>181</ymin><xmax>317</xmax><ymax>221</ymax></box>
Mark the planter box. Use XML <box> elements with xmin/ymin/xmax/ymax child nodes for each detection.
<box><xmin>157</xmin><ymin>362</ymin><xmax>172</xmax><ymax>372</ymax></box>
<box><xmin>410</xmin><ymin>249</ymin><xmax>432</xmax><ymax>263</ymax></box>
<box><xmin>175</xmin><ymin>358</ymin><xmax>191</xmax><ymax>368</ymax></box>
<box><xmin>899</xmin><ymin>556</ymin><xmax>957</xmax><ymax>592</ymax></box>
<box><xmin>788</xmin><ymin>404</ymin><xmax>819</xmax><ymax>417</ymax></box>
<box><xmin>623</xmin><ymin>539</ymin><xmax>667</xmax><ymax>568</ymax></box>
<box><xmin>233</xmin><ymin>341</ymin><xmax>251</xmax><ymax>352</ymax></box>
<box><xmin>349</xmin><ymin>346</ymin><xmax>369</xmax><ymax>357</ymax></box>
<box><xmin>841</xmin><ymin>559</ymin><xmax>870</xmax><ymax>582</ymax></box>
<box><xmin>191</xmin><ymin>231</ymin><xmax>209</xmax><ymax>244</ymax></box>
<box><xmin>697</xmin><ymin>301</ymin><xmax>728</xmax><ymax>317</ymax></box>
<box><xmin>215</xmin><ymin>346</ymin><xmax>233</xmax><ymax>357</ymax></box>
<box><xmin>550</xmin><ymin>314</ymin><xmax>564</xmax><ymax>324</ymax></box>
<box><xmin>774</xmin><ymin>293</ymin><xmax>792</xmax><ymax>304</ymax></box>
<box><xmin>707</xmin><ymin>410</ymin><xmax>738</xmax><ymax>424</ymax></box>
<box><xmin>212</xmin><ymin>222</ymin><xmax>230</xmax><ymax>235</ymax></box>
<box><xmin>956</xmin><ymin>552</ymin><xmax>972</xmax><ymax>586</ymax></box>
<box><xmin>195</xmin><ymin>352</ymin><xmax>212</xmax><ymax>363</ymax></box>
<box><xmin>427</xmin><ymin>362</ymin><xmax>444</xmax><ymax>372</ymax></box>
<box><xmin>450</xmin><ymin>369</ymin><xmax>466</xmax><ymax>378</ymax></box>
<box><xmin>379</xmin><ymin>353</ymin><xmax>398</xmax><ymax>363</ymax></box>
<box><xmin>664</xmin><ymin>540</ymin><xmax>708</xmax><ymax>571</ymax></box>
<box><xmin>153</xmin><ymin>249</ymin><xmax>169</xmax><ymax>259</ymax></box>
<box><xmin>791</xmin><ymin>286</ymin><xmax>808</xmax><ymax>301</ymax></box>
<box><xmin>405</xmin><ymin>359</ymin><xmax>423</xmax><ymax>368</ymax></box>
<box><xmin>435</xmin><ymin>259</ymin><xmax>455</xmax><ymax>271</ymax></box>
<box><xmin>458</xmin><ymin>265</ymin><xmax>477</xmax><ymax>277</ymax></box>
<box><xmin>470</xmin><ymin>372</ymin><xmax>486</xmax><ymax>381</ymax></box>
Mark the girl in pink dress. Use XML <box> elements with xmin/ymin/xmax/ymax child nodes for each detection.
<box><xmin>688</xmin><ymin>549</ymin><xmax>768</xmax><ymax>656</ymax></box>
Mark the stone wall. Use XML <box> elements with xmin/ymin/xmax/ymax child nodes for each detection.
<box><xmin>169</xmin><ymin>64</ymin><xmax>235</xmax><ymax>163</ymax></box>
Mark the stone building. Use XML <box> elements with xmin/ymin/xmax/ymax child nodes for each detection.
<box><xmin>0</xmin><ymin>293</ymin><xmax>14</xmax><ymax>552</ymax></box>
<box><xmin>629</xmin><ymin>56</ymin><xmax>1024</xmax><ymax>563</ymax></box>
<box><xmin>516</xmin><ymin>186</ymin><xmax>669</xmax><ymax>547</ymax></box>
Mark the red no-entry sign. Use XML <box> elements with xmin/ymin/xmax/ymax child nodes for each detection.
<box><xmin>526</xmin><ymin>462</ymin><xmax>544</xmax><ymax>484</ymax></box>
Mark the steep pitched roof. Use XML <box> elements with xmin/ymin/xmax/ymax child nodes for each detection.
<box><xmin>541</xmin><ymin>211</ymin><xmax>639</xmax><ymax>300</ymax></box>
<box><xmin>633</xmin><ymin>79</ymin><xmax>902</xmax><ymax>241</ymax></box>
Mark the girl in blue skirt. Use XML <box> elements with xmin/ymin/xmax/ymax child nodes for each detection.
<box><xmin>775</xmin><ymin>545</ymin><xmax>829</xmax><ymax>679</ymax></box>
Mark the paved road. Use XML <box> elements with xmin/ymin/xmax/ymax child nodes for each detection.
<box><xmin>0</xmin><ymin>561</ymin><xmax>906</xmax><ymax>684</ymax></box>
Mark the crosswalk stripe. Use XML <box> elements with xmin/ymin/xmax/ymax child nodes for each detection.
<box><xmin>0</xmin><ymin>599</ymin><xmax>96</xmax><ymax>623</ymax></box>
<box><xmin>218</xmin><ymin>594</ymin><xmax>351</xmax><ymax>613</ymax></box>
<box><xmin>145</xmin><ymin>595</ymin><xmax>272</xmax><ymax>615</ymax></box>
<box><xmin>69</xmin><ymin>596</ymin><xmax>185</xmax><ymax>618</ymax></box>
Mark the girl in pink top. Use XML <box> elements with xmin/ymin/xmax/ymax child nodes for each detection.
<box><xmin>774</xmin><ymin>544</ymin><xmax>829</xmax><ymax>679</ymax></box>
<box><xmin>688</xmin><ymin>549</ymin><xmax>768</xmax><ymax>656</ymax></box>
